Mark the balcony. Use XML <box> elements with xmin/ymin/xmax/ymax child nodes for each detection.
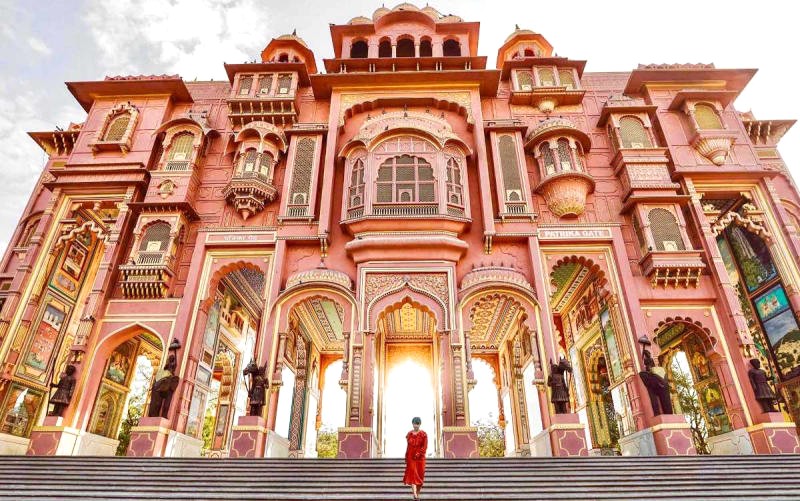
<box><xmin>222</xmin><ymin>171</ymin><xmax>278</xmax><ymax>220</ymax></box>
<box><xmin>639</xmin><ymin>250</ymin><xmax>705</xmax><ymax>288</ymax></box>
<box><xmin>226</xmin><ymin>72</ymin><xmax>301</xmax><ymax>128</ymax></box>
<box><xmin>118</xmin><ymin>252</ymin><xmax>175</xmax><ymax>299</ymax></box>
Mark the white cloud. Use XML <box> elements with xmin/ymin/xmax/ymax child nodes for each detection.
<box><xmin>83</xmin><ymin>0</ymin><xmax>274</xmax><ymax>80</ymax></box>
<box><xmin>26</xmin><ymin>36</ymin><xmax>51</xmax><ymax>56</ymax></box>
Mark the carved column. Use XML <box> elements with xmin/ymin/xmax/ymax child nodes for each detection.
<box><xmin>441</xmin><ymin>329</ymin><xmax>479</xmax><ymax>458</ymax></box>
<box><xmin>511</xmin><ymin>336</ymin><xmax>531</xmax><ymax>454</ymax></box>
<box><xmin>338</xmin><ymin>330</ymin><xmax>375</xmax><ymax>458</ymax></box>
<box><xmin>288</xmin><ymin>340</ymin><xmax>308</xmax><ymax>457</ymax></box>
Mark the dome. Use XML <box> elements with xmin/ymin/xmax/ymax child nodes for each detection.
<box><xmin>392</xmin><ymin>2</ymin><xmax>421</xmax><ymax>12</ymax></box>
<box><xmin>504</xmin><ymin>27</ymin><xmax>538</xmax><ymax>45</ymax></box>
<box><xmin>421</xmin><ymin>5</ymin><xmax>441</xmax><ymax>19</ymax></box>
<box><xmin>276</xmin><ymin>32</ymin><xmax>308</xmax><ymax>49</ymax></box>
<box><xmin>372</xmin><ymin>6</ymin><xmax>390</xmax><ymax>20</ymax></box>
<box><xmin>438</xmin><ymin>14</ymin><xmax>463</xmax><ymax>23</ymax></box>
<box><xmin>526</xmin><ymin>117</ymin><xmax>591</xmax><ymax>150</ymax></box>
<box><xmin>348</xmin><ymin>16</ymin><xmax>372</xmax><ymax>25</ymax></box>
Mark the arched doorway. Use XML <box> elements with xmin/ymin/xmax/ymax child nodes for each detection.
<box><xmin>469</xmin><ymin>357</ymin><xmax>504</xmax><ymax>457</ymax></box>
<box><xmin>376</xmin><ymin>299</ymin><xmax>440</xmax><ymax>457</ymax></box>
<box><xmin>656</xmin><ymin>321</ymin><xmax>732</xmax><ymax>454</ymax></box>
<box><xmin>87</xmin><ymin>331</ymin><xmax>163</xmax><ymax>455</ymax></box>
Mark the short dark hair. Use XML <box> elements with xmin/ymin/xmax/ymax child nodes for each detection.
<box><xmin>412</xmin><ymin>417</ymin><xmax>421</xmax><ymax>425</ymax></box>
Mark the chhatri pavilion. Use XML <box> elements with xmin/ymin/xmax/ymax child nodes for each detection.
<box><xmin>1</xmin><ymin>3</ymin><xmax>799</xmax><ymax>460</ymax></box>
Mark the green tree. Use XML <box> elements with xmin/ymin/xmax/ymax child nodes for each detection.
<box><xmin>115</xmin><ymin>402</ymin><xmax>143</xmax><ymax>456</ymax></box>
<box><xmin>316</xmin><ymin>426</ymin><xmax>338</xmax><ymax>458</ymax></box>
<box><xmin>671</xmin><ymin>369</ymin><xmax>710</xmax><ymax>455</ymax></box>
<box><xmin>475</xmin><ymin>418</ymin><xmax>505</xmax><ymax>457</ymax></box>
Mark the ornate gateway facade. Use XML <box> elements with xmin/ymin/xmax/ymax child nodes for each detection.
<box><xmin>1</xmin><ymin>4</ymin><xmax>799</xmax><ymax>459</ymax></box>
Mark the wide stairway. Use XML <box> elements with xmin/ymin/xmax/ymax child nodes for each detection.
<box><xmin>2</xmin><ymin>455</ymin><xmax>800</xmax><ymax>500</ymax></box>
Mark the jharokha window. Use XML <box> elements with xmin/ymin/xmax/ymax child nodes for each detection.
<box><xmin>535</xmin><ymin>137</ymin><xmax>586</xmax><ymax>176</ymax></box>
<box><xmin>376</xmin><ymin>155</ymin><xmax>435</xmax><ymax>204</ymax></box>
<box><xmin>693</xmin><ymin>103</ymin><xmax>724</xmax><ymax>130</ymax></box>
<box><xmin>104</xmin><ymin>113</ymin><xmax>131</xmax><ymax>141</ymax></box>
<box><xmin>165</xmin><ymin>133</ymin><xmax>194</xmax><ymax>171</ymax></box>
<box><xmin>137</xmin><ymin>221</ymin><xmax>172</xmax><ymax>264</ymax></box>
<box><xmin>348</xmin><ymin>158</ymin><xmax>365</xmax><ymax>208</ymax></box>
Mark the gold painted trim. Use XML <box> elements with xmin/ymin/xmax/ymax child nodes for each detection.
<box><xmin>547</xmin><ymin>423</ymin><xmax>585</xmax><ymax>431</ymax></box>
<box><xmin>441</xmin><ymin>426</ymin><xmax>478</xmax><ymax>432</ymax></box>
<box><xmin>232</xmin><ymin>425</ymin><xmax>268</xmax><ymax>433</ymax></box>
<box><xmin>130</xmin><ymin>425</ymin><xmax>171</xmax><ymax>434</ymax></box>
<box><xmin>337</xmin><ymin>427</ymin><xmax>373</xmax><ymax>433</ymax></box>
<box><xmin>30</xmin><ymin>426</ymin><xmax>80</xmax><ymax>434</ymax></box>
<box><xmin>650</xmin><ymin>422</ymin><xmax>691</xmax><ymax>433</ymax></box>
<box><xmin>746</xmin><ymin>421</ymin><xmax>793</xmax><ymax>433</ymax></box>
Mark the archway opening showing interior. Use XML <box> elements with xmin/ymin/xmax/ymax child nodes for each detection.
<box><xmin>469</xmin><ymin>357</ymin><xmax>504</xmax><ymax>457</ymax></box>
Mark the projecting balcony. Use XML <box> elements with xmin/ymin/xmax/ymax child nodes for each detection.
<box><xmin>226</xmin><ymin>96</ymin><xmax>298</xmax><ymax>128</ymax></box>
<box><xmin>342</xmin><ymin>201</ymin><xmax>470</xmax><ymax>234</ymax></box>
<box><xmin>222</xmin><ymin>171</ymin><xmax>278</xmax><ymax>220</ymax></box>
<box><xmin>118</xmin><ymin>252</ymin><xmax>175</xmax><ymax>299</ymax></box>
<box><xmin>639</xmin><ymin>250</ymin><xmax>706</xmax><ymax>288</ymax></box>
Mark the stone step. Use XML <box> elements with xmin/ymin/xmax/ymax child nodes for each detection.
<box><xmin>1</xmin><ymin>455</ymin><xmax>798</xmax><ymax>500</ymax></box>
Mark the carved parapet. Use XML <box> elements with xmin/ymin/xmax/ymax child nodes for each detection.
<box><xmin>639</xmin><ymin>250</ymin><xmax>705</xmax><ymax>288</ymax></box>
<box><xmin>690</xmin><ymin>130</ymin><xmax>737</xmax><ymax>165</ymax></box>
<box><xmin>118</xmin><ymin>262</ymin><xmax>175</xmax><ymax>299</ymax></box>
<box><xmin>535</xmin><ymin>172</ymin><xmax>595</xmax><ymax>218</ymax></box>
<box><xmin>222</xmin><ymin>172</ymin><xmax>278</xmax><ymax>221</ymax></box>
<box><xmin>460</xmin><ymin>264</ymin><xmax>534</xmax><ymax>293</ymax></box>
<box><xmin>510</xmin><ymin>88</ymin><xmax>586</xmax><ymax>113</ymax></box>
<box><xmin>285</xmin><ymin>267</ymin><xmax>352</xmax><ymax>290</ymax></box>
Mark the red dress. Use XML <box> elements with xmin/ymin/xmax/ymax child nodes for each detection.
<box><xmin>403</xmin><ymin>430</ymin><xmax>427</xmax><ymax>486</ymax></box>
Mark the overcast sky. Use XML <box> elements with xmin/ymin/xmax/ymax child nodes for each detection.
<box><xmin>1</xmin><ymin>0</ymin><xmax>797</xmax><ymax>254</ymax></box>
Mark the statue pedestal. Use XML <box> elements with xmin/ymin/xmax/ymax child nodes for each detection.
<box><xmin>547</xmin><ymin>414</ymin><xmax>588</xmax><ymax>456</ymax></box>
<box><xmin>337</xmin><ymin>427</ymin><xmax>376</xmax><ymax>458</ymax></box>
<box><xmin>126</xmin><ymin>417</ymin><xmax>171</xmax><ymax>457</ymax></box>
<box><xmin>747</xmin><ymin>412</ymin><xmax>800</xmax><ymax>454</ymax></box>
<box><xmin>229</xmin><ymin>416</ymin><xmax>268</xmax><ymax>458</ymax></box>
<box><xmin>441</xmin><ymin>426</ymin><xmax>479</xmax><ymax>458</ymax></box>
<box><xmin>26</xmin><ymin>416</ymin><xmax>81</xmax><ymax>456</ymax></box>
<box><xmin>649</xmin><ymin>414</ymin><xmax>696</xmax><ymax>455</ymax></box>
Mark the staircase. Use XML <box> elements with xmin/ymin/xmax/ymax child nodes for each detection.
<box><xmin>2</xmin><ymin>455</ymin><xmax>800</xmax><ymax>500</ymax></box>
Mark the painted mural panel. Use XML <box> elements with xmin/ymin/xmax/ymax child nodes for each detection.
<box><xmin>0</xmin><ymin>384</ymin><xmax>44</xmax><ymax>437</ymax></box>
<box><xmin>105</xmin><ymin>340</ymin><xmax>137</xmax><ymax>386</ymax></box>
<box><xmin>599</xmin><ymin>307</ymin><xmax>622</xmax><ymax>382</ymax></box>
<box><xmin>754</xmin><ymin>285</ymin><xmax>800</xmax><ymax>379</ymax></box>
<box><xmin>50</xmin><ymin>229</ymin><xmax>97</xmax><ymax>300</ymax></box>
<box><xmin>203</xmin><ymin>299</ymin><xmax>221</xmax><ymax>350</ymax></box>
<box><xmin>89</xmin><ymin>383</ymin><xmax>125</xmax><ymax>438</ymax></box>
<box><xmin>726</xmin><ymin>226</ymin><xmax>777</xmax><ymax>292</ymax></box>
<box><xmin>17</xmin><ymin>296</ymin><xmax>71</xmax><ymax>384</ymax></box>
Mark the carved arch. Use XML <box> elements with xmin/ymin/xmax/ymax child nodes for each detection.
<box><xmin>367</xmin><ymin>288</ymin><xmax>447</xmax><ymax>333</ymax></box>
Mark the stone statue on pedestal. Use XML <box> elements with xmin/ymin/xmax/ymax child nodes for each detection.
<box><xmin>639</xmin><ymin>348</ymin><xmax>673</xmax><ymax>416</ymax></box>
<box><xmin>548</xmin><ymin>357</ymin><xmax>572</xmax><ymax>414</ymax></box>
<box><xmin>48</xmin><ymin>364</ymin><xmax>77</xmax><ymax>417</ymax></box>
<box><xmin>748</xmin><ymin>358</ymin><xmax>778</xmax><ymax>413</ymax></box>
<box><xmin>243</xmin><ymin>360</ymin><xmax>267</xmax><ymax>417</ymax></box>
<box><xmin>147</xmin><ymin>339</ymin><xmax>181</xmax><ymax>419</ymax></box>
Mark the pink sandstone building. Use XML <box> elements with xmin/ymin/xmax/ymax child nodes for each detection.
<box><xmin>1</xmin><ymin>3</ymin><xmax>799</xmax><ymax>459</ymax></box>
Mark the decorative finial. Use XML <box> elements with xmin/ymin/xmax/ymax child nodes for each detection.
<box><xmin>515</xmin><ymin>24</ymin><xmax>520</xmax><ymax>30</ymax></box>
<box><xmin>292</xmin><ymin>29</ymin><xmax>297</xmax><ymax>36</ymax></box>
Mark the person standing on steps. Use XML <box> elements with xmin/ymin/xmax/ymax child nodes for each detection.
<box><xmin>403</xmin><ymin>416</ymin><xmax>428</xmax><ymax>500</ymax></box>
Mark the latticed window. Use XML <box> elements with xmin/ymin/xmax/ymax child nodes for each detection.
<box><xmin>167</xmin><ymin>133</ymin><xmax>193</xmax><ymax>163</ymax></box>
<box><xmin>258</xmin><ymin>75</ymin><xmax>273</xmax><ymax>94</ymax></box>
<box><xmin>277</xmin><ymin>74</ymin><xmax>292</xmax><ymax>94</ymax></box>
<box><xmin>104</xmin><ymin>114</ymin><xmax>131</xmax><ymax>141</ymax></box>
<box><xmin>375</xmin><ymin>155</ymin><xmax>435</xmax><ymax>203</ymax></box>
<box><xmin>446</xmin><ymin>157</ymin><xmax>464</xmax><ymax>206</ymax></box>
<box><xmin>694</xmin><ymin>104</ymin><xmax>723</xmax><ymax>130</ymax></box>
<box><xmin>289</xmin><ymin>138</ymin><xmax>315</xmax><ymax>205</ymax></box>
<box><xmin>348</xmin><ymin>158</ymin><xmax>365</xmax><ymax>208</ymax></box>
<box><xmin>537</xmin><ymin>68</ymin><xmax>555</xmax><ymax>87</ymax></box>
<box><xmin>238</xmin><ymin>76</ymin><xmax>253</xmax><ymax>96</ymax></box>
<box><xmin>498</xmin><ymin>135</ymin><xmax>523</xmax><ymax>201</ymax></box>
<box><xmin>557</xmin><ymin>138</ymin><xmax>573</xmax><ymax>171</ymax></box>
<box><xmin>574</xmin><ymin>144</ymin><xmax>585</xmax><ymax>171</ymax></box>
<box><xmin>517</xmin><ymin>71</ymin><xmax>533</xmax><ymax>91</ymax></box>
<box><xmin>648</xmin><ymin>208</ymin><xmax>685</xmax><ymax>251</ymax></box>
<box><xmin>259</xmin><ymin>152</ymin><xmax>274</xmax><ymax>177</ymax></box>
<box><xmin>241</xmin><ymin>149</ymin><xmax>258</xmax><ymax>172</ymax></box>
<box><xmin>619</xmin><ymin>117</ymin><xmax>652</xmax><ymax>148</ymax></box>
<box><xmin>138</xmin><ymin>222</ymin><xmax>171</xmax><ymax>261</ymax></box>
<box><xmin>539</xmin><ymin>143</ymin><xmax>556</xmax><ymax>175</ymax></box>
<box><xmin>558</xmin><ymin>69</ymin><xmax>576</xmax><ymax>90</ymax></box>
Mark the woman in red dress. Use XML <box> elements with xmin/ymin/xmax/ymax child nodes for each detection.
<box><xmin>403</xmin><ymin>416</ymin><xmax>427</xmax><ymax>500</ymax></box>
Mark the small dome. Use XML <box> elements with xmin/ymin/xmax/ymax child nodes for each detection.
<box><xmin>276</xmin><ymin>32</ymin><xmax>308</xmax><ymax>49</ymax></box>
<box><xmin>504</xmin><ymin>27</ymin><xmax>538</xmax><ymax>44</ymax></box>
<box><xmin>526</xmin><ymin>117</ymin><xmax>591</xmax><ymax>151</ymax></box>
<box><xmin>392</xmin><ymin>2</ymin><xmax>421</xmax><ymax>12</ymax></box>
<box><xmin>348</xmin><ymin>16</ymin><xmax>372</xmax><ymax>25</ymax></box>
<box><xmin>372</xmin><ymin>6</ymin><xmax>391</xmax><ymax>20</ymax></box>
<box><xmin>421</xmin><ymin>5</ymin><xmax>441</xmax><ymax>19</ymax></box>
<box><xmin>438</xmin><ymin>14</ymin><xmax>463</xmax><ymax>23</ymax></box>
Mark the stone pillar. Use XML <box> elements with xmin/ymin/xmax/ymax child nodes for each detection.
<box><xmin>441</xmin><ymin>330</ymin><xmax>478</xmax><ymax>458</ymax></box>
<box><xmin>126</xmin><ymin>416</ymin><xmax>171</xmax><ymax>457</ymax></box>
<box><xmin>546</xmin><ymin>414</ymin><xmax>588</xmax><ymax>456</ymax></box>
<box><xmin>338</xmin><ymin>331</ymin><xmax>376</xmax><ymax>458</ymax></box>
<box><xmin>229</xmin><ymin>415</ymin><xmax>268</xmax><ymax>458</ymax></box>
<box><xmin>288</xmin><ymin>340</ymin><xmax>308</xmax><ymax>458</ymax></box>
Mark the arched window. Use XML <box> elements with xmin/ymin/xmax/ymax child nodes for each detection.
<box><xmin>19</xmin><ymin>215</ymin><xmax>41</xmax><ymax>248</ymax></box>
<box><xmin>138</xmin><ymin>221</ymin><xmax>172</xmax><ymax>261</ymax></box>
<box><xmin>278</xmin><ymin>53</ymin><xmax>289</xmax><ymax>63</ymax></box>
<box><xmin>259</xmin><ymin>152</ymin><xmax>274</xmax><ymax>177</ymax></box>
<box><xmin>517</xmin><ymin>71</ymin><xmax>533</xmax><ymax>91</ymax></box>
<box><xmin>446</xmin><ymin>157</ymin><xmax>463</xmax><ymax>206</ymax></box>
<box><xmin>557</xmin><ymin>138</ymin><xmax>573</xmax><ymax>171</ymax></box>
<box><xmin>350</xmin><ymin>40</ymin><xmax>368</xmax><ymax>58</ymax></box>
<box><xmin>396</xmin><ymin>38</ymin><xmax>415</xmax><ymax>57</ymax></box>
<box><xmin>694</xmin><ymin>103</ymin><xmax>723</xmax><ymax>130</ymax></box>
<box><xmin>348</xmin><ymin>158</ymin><xmax>365</xmax><ymax>208</ymax></box>
<box><xmin>619</xmin><ymin>116</ymin><xmax>652</xmax><ymax>148</ymax></box>
<box><xmin>523</xmin><ymin>48</ymin><xmax>535</xmax><ymax>57</ymax></box>
<box><xmin>378</xmin><ymin>39</ymin><xmax>392</xmax><ymax>58</ymax></box>
<box><xmin>648</xmin><ymin>208</ymin><xmax>685</xmax><ymax>251</ymax></box>
<box><xmin>443</xmin><ymin>39</ymin><xmax>461</xmax><ymax>57</ymax></box>
<box><xmin>498</xmin><ymin>135</ymin><xmax>522</xmax><ymax>201</ymax></box>
<box><xmin>558</xmin><ymin>69</ymin><xmax>576</xmax><ymax>90</ymax></box>
<box><xmin>240</xmin><ymin>149</ymin><xmax>258</xmax><ymax>173</ymax></box>
<box><xmin>375</xmin><ymin>155</ymin><xmax>435</xmax><ymax>203</ymax></box>
<box><xmin>537</xmin><ymin>68</ymin><xmax>555</xmax><ymax>87</ymax></box>
<box><xmin>166</xmin><ymin>133</ymin><xmax>194</xmax><ymax>170</ymax></box>
<box><xmin>258</xmin><ymin>74</ymin><xmax>273</xmax><ymax>94</ymax></box>
<box><xmin>574</xmin><ymin>143</ymin><xmax>585</xmax><ymax>171</ymax></box>
<box><xmin>538</xmin><ymin>142</ymin><xmax>556</xmax><ymax>176</ymax></box>
<box><xmin>104</xmin><ymin>113</ymin><xmax>131</xmax><ymax>141</ymax></box>
<box><xmin>289</xmin><ymin>137</ymin><xmax>315</xmax><ymax>207</ymax></box>
<box><xmin>419</xmin><ymin>39</ymin><xmax>432</xmax><ymax>57</ymax></box>
<box><xmin>238</xmin><ymin>76</ymin><xmax>253</xmax><ymax>96</ymax></box>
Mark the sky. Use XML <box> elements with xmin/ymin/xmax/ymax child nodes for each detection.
<box><xmin>0</xmin><ymin>0</ymin><xmax>798</xmax><ymax>254</ymax></box>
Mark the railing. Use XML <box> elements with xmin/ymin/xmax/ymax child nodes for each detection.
<box><xmin>504</xmin><ymin>203</ymin><xmax>528</xmax><ymax>214</ymax></box>
<box><xmin>233</xmin><ymin>171</ymin><xmax>271</xmax><ymax>183</ymax></box>
<box><xmin>136</xmin><ymin>252</ymin><xmax>166</xmax><ymax>266</ymax></box>
<box><xmin>371</xmin><ymin>204</ymin><xmax>438</xmax><ymax>217</ymax></box>
<box><xmin>286</xmin><ymin>206</ymin><xmax>309</xmax><ymax>218</ymax></box>
<box><xmin>164</xmin><ymin>160</ymin><xmax>191</xmax><ymax>171</ymax></box>
<box><xmin>347</xmin><ymin>207</ymin><xmax>364</xmax><ymax>219</ymax></box>
<box><xmin>447</xmin><ymin>205</ymin><xmax>466</xmax><ymax>217</ymax></box>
